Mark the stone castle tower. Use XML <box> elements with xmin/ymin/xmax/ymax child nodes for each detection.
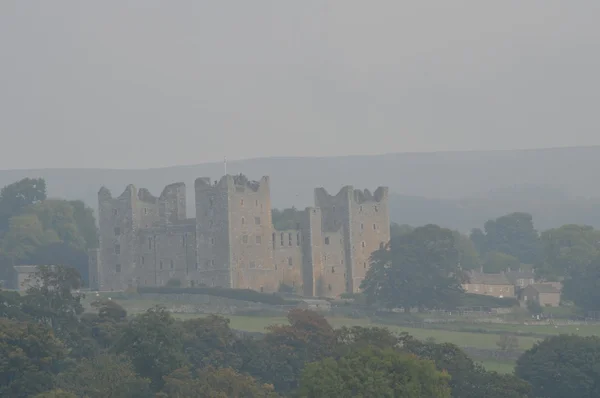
<box><xmin>91</xmin><ymin>175</ymin><xmax>389</xmax><ymax>297</ymax></box>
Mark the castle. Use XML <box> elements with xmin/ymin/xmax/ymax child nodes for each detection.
<box><xmin>89</xmin><ymin>175</ymin><xmax>390</xmax><ymax>298</ymax></box>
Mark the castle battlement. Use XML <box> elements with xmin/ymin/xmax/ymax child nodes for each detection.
<box><xmin>92</xmin><ymin>175</ymin><xmax>390</xmax><ymax>297</ymax></box>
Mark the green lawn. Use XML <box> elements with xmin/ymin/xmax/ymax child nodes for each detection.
<box><xmin>480</xmin><ymin>359</ymin><xmax>516</xmax><ymax>374</ymax></box>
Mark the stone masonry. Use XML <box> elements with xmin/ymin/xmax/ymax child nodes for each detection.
<box><xmin>91</xmin><ymin>175</ymin><xmax>390</xmax><ymax>298</ymax></box>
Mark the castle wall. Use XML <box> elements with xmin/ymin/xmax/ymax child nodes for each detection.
<box><xmin>195</xmin><ymin>177</ymin><xmax>232</xmax><ymax>288</ymax></box>
<box><xmin>159</xmin><ymin>182</ymin><xmax>187</xmax><ymax>225</ymax></box>
<box><xmin>273</xmin><ymin>229</ymin><xmax>304</xmax><ymax>292</ymax></box>
<box><xmin>88</xmin><ymin>248</ymin><xmax>100</xmax><ymax>290</ymax></box>
<box><xmin>348</xmin><ymin>187</ymin><xmax>390</xmax><ymax>292</ymax></box>
<box><xmin>319</xmin><ymin>229</ymin><xmax>347</xmax><ymax>297</ymax></box>
<box><xmin>138</xmin><ymin>222</ymin><xmax>196</xmax><ymax>287</ymax></box>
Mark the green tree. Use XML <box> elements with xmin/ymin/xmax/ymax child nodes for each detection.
<box><xmin>0</xmin><ymin>177</ymin><xmax>46</xmax><ymax>232</ymax></box>
<box><xmin>28</xmin><ymin>242</ymin><xmax>89</xmax><ymax>286</ymax></box>
<box><xmin>0</xmin><ymin>318</ymin><xmax>67</xmax><ymax>397</ymax></box>
<box><xmin>271</xmin><ymin>207</ymin><xmax>301</xmax><ymax>231</ymax></box>
<box><xmin>297</xmin><ymin>347</ymin><xmax>451</xmax><ymax>398</ymax></box>
<box><xmin>158</xmin><ymin>366</ymin><xmax>279</xmax><ymax>398</ymax></box>
<box><xmin>181</xmin><ymin>315</ymin><xmax>242</xmax><ymax>370</ymax></box>
<box><xmin>496</xmin><ymin>334</ymin><xmax>519</xmax><ymax>352</ymax></box>
<box><xmin>1</xmin><ymin>214</ymin><xmax>59</xmax><ymax>262</ymax></box>
<box><xmin>28</xmin><ymin>200</ymin><xmax>86</xmax><ymax>250</ymax></box>
<box><xmin>33</xmin><ymin>390</ymin><xmax>77</xmax><ymax>398</ymax></box>
<box><xmin>539</xmin><ymin>224</ymin><xmax>600</xmax><ymax>280</ymax></box>
<box><xmin>474</xmin><ymin>212</ymin><xmax>542</xmax><ymax>264</ymax></box>
<box><xmin>68</xmin><ymin>200</ymin><xmax>98</xmax><ymax>249</ymax></box>
<box><xmin>483</xmin><ymin>251</ymin><xmax>520</xmax><ymax>273</ymax></box>
<box><xmin>361</xmin><ymin>224</ymin><xmax>464</xmax><ymax>311</ymax></box>
<box><xmin>454</xmin><ymin>230</ymin><xmax>481</xmax><ymax>270</ymax></box>
<box><xmin>562</xmin><ymin>255</ymin><xmax>600</xmax><ymax>313</ymax></box>
<box><xmin>56</xmin><ymin>355</ymin><xmax>151</xmax><ymax>398</ymax></box>
<box><xmin>516</xmin><ymin>334</ymin><xmax>600</xmax><ymax>398</ymax></box>
<box><xmin>115</xmin><ymin>306</ymin><xmax>185</xmax><ymax>390</ymax></box>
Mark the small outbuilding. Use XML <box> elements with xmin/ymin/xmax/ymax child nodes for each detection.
<box><xmin>522</xmin><ymin>284</ymin><xmax>561</xmax><ymax>307</ymax></box>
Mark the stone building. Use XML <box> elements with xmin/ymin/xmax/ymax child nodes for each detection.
<box><xmin>521</xmin><ymin>284</ymin><xmax>561</xmax><ymax>307</ymax></box>
<box><xmin>91</xmin><ymin>175</ymin><xmax>390</xmax><ymax>298</ymax></box>
<box><xmin>462</xmin><ymin>270</ymin><xmax>515</xmax><ymax>298</ymax></box>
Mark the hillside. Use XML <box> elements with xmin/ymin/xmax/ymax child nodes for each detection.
<box><xmin>2</xmin><ymin>146</ymin><xmax>599</xmax><ymax>231</ymax></box>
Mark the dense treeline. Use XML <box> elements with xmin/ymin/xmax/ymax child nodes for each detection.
<box><xmin>0</xmin><ymin>178</ymin><xmax>97</xmax><ymax>288</ymax></box>
<box><xmin>1</xmin><ymin>265</ymin><xmax>536</xmax><ymax>398</ymax></box>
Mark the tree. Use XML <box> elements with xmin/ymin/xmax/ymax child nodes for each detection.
<box><xmin>483</xmin><ymin>251</ymin><xmax>520</xmax><ymax>273</ymax></box>
<box><xmin>271</xmin><ymin>207</ymin><xmax>301</xmax><ymax>231</ymax></box>
<box><xmin>0</xmin><ymin>178</ymin><xmax>46</xmax><ymax>232</ymax></box>
<box><xmin>0</xmin><ymin>318</ymin><xmax>67</xmax><ymax>398</ymax></box>
<box><xmin>526</xmin><ymin>299</ymin><xmax>543</xmax><ymax>315</ymax></box>
<box><xmin>516</xmin><ymin>334</ymin><xmax>600</xmax><ymax>398</ymax></box>
<box><xmin>297</xmin><ymin>347</ymin><xmax>451</xmax><ymax>398</ymax></box>
<box><xmin>159</xmin><ymin>367</ymin><xmax>279</xmax><ymax>398</ymax></box>
<box><xmin>539</xmin><ymin>224</ymin><xmax>600</xmax><ymax>280</ymax></box>
<box><xmin>454</xmin><ymin>231</ymin><xmax>481</xmax><ymax>270</ymax></box>
<box><xmin>28</xmin><ymin>200</ymin><xmax>86</xmax><ymax>250</ymax></box>
<box><xmin>181</xmin><ymin>315</ymin><xmax>242</xmax><ymax>370</ymax></box>
<box><xmin>28</xmin><ymin>242</ymin><xmax>89</xmax><ymax>285</ymax></box>
<box><xmin>496</xmin><ymin>334</ymin><xmax>519</xmax><ymax>352</ymax></box>
<box><xmin>472</xmin><ymin>213</ymin><xmax>542</xmax><ymax>264</ymax></box>
<box><xmin>68</xmin><ymin>200</ymin><xmax>98</xmax><ymax>249</ymax></box>
<box><xmin>562</xmin><ymin>255</ymin><xmax>600</xmax><ymax>312</ymax></box>
<box><xmin>56</xmin><ymin>355</ymin><xmax>151</xmax><ymax>398</ymax></box>
<box><xmin>90</xmin><ymin>299</ymin><xmax>127</xmax><ymax>322</ymax></box>
<box><xmin>114</xmin><ymin>306</ymin><xmax>185</xmax><ymax>390</ymax></box>
<box><xmin>33</xmin><ymin>390</ymin><xmax>77</xmax><ymax>398</ymax></box>
<box><xmin>361</xmin><ymin>225</ymin><xmax>464</xmax><ymax>311</ymax></box>
<box><xmin>1</xmin><ymin>214</ymin><xmax>59</xmax><ymax>262</ymax></box>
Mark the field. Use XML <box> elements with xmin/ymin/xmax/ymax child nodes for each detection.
<box><xmin>85</xmin><ymin>295</ymin><xmax>600</xmax><ymax>374</ymax></box>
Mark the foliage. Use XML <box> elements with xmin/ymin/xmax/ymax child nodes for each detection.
<box><xmin>28</xmin><ymin>242</ymin><xmax>89</xmax><ymax>286</ymax></box>
<box><xmin>0</xmin><ymin>177</ymin><xmax>46</xmax><ymax>233</ymax></box>
<box><xmin>538</xmin><ymin>224</ymin><xmax>600</xmax><ymax>280</ymax></box>
<box><xmin>454</xmin><ymin>230</ymin><xmax>482</xmax><ymax>270</ymax></box>
<box><xmin>271</xmin><ymin>207</ymin><xmax>301</xmax><ymax>231</ymax></box>
<box><xmin>34</xmin><ymin>390</ymin><xmax>77</xmax><ymax>398</ymax></box>
<box><xmin>483</xmin><ymin>251</ymin><xmax>520</xmax><ymax>273</ymax></box>
<box><xmin>114</xmin><ymin>306</ymin><xmax>185</xmax><ymax>390</ymax></box>
<box><xmin>1</xmin><ymin>214</ymin><xmax>59</xmax><ymax>261</ymax></box>
<box><xmin>562</xmin><ymin>255</ymin><xmax>600</xmax><ymax>312</ymax></box>
<box><xmin>361</xmin><ymin>224</ymin><xmax>464</xmax><ymax>311</ymax></box>
<box><xmin>516</xmin><ymin>334</ymin><xmax>600</xmax><ymax>398</ymax></box>
<box><xmin>56</xmin><ymin>355</ymin><xmax>151</xmax><ymax>398</ymax></box>
<box><xmin>526</xmin><ymin>299</ymin><xmax>543</xmax><ymax>315</ymax></box>
<box><xmin>471</xmin><ymin>212</ymin><xmax>542</xmax><ymax>264</ymax></box>
<box><xmin>0</xmin><ymin>318</ymin><xmax>67</xmax><ymax>398</ymax></box>
<box><xmin>459</xmin><ymin>293</ymin><xmax>519</xmax><ymax>308</ymax></box>
<box><xmin>138</xmin><ymin>286</ymin><xmax>289</xmax><ymax>305</ymax></box>
<box><xmin>91</xmin><ymin>299</ymin><xmax>127</xmax><ymax>322</ymax></box>
<box><xmin>159</xmin><ymin>366</ymin><xmax>279</xmax><ymax>398</ymax></box>
<box><xmin>298</xmin><ymin>346</ymin><xmax>451</xmax><ymax>398</ymax></box>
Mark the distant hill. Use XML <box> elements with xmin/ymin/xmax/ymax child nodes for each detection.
<box><xmin>2</xmin><ymin>146</ymin><xmax>600</xmax><ymax>231</ymax></box>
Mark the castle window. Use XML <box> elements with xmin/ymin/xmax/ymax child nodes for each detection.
<box><xmin>341</xmin><ymin>258</ymin><xmax>344</xmax><ymax>265</ymax></box>
<box><xmin>360</xmin><ymin>205</ymin><xmax>363</xmax><ymax>212</ymax></box>
<box><xmin>323</xmin><ymin>254</ymin><xmax>327</xmax><ymax>261</ymax></box>
<box><xmin>148</xmin><ymin>238</ymin><xmax>152</xmax><ymax>249</ymax></box>
<box><xmin>275</xmin><ymin>264</ymin><xmax>278</xmax><ymax>270</ymax></box>
<box><xmin>170</xmin><ymin>260</ymin><xmax>174</xmax><ymax>269</ymax></box>
<box><xmin>380</xmin><ymin>242</ymin><xmax>385</xmax><ymax>249</ymax></box>
<box><xmin>141</xmin><ymin>256</ymin><xmax>145</xmax><ymax>265</ymax></box>
<box><xmin>240</xmin><ymin>199</ymin><xmax>244</xmax><ymax>206</ymax></box>
<box><xmin>324</xmin><ymin>237</ymin><xmax>330</xmax><ymax>245</ymax></box>
<box><xmin>182</xmin><ymin>235</ymin><xmax>186</xmax><ymax>247</ymax></box>
<box><xmin>288</xmin><ymin>233</ymin><xmax>292</xmax><ymax>246</ymax></box>
<box><xmin>143</xmin><ymin>208</ymin><xmax>148</xmax><ymax>215</ymax></box>
<box><xmin>364</xmin><ymin>262</ymin><xmax>367</xmax><ymax>269</ymax></box>
<box><xmin>241</xmin><ymin>217</ymin><xmax>245</xmax><ymax>225</ymax></box>
<box><xmin>272</xmin><ymin>233</ymin><xmax>276</xmax><ymax>249</ymax></box>
<box><xmin>288</xmin><ymin>257</ymin><xmax>293</xmax><ymax>266</ymax></box>
<box><xmin>205</xmin><ymin>260</ymin><xmax>210</xmax><ymax>268</ymax></box>
<box><xmin>331</xmin><ymin>267</ymin><xmax>335</xmax><ymax>273</ymax></box>
<box><xmin>328</xmin><ymin>284</ymin><xmax>332</xmax><ymax>291</ymax></box>
<box><xmin>190</xmin><ymin>280</ymin><xmax>195</xmax><ymax>287</ymax></box>
<box><xmin>116</xmin><ymin>264</ymin><xmax>121</xmax><ymax>273</ymax></box>
<box><xmin>260</xmin><ymin>287</ymin><xmax>264</xmax><ymax>293</ymax></box>
<box><xmin>255</xmin><ymin>216</ymin><xmax>260</xmax><ymax>225</ymax></box>
<box><xmin>255</xmin><ymin>200</ymin><xmax>259</xmax><ymax>207</ymax></box>
<box><xmin>255</xmin><ymin>235</ymin><xmax>262</xmax><ymax>244</ymax></box>
<box><xmin>280</xmin><ymin>233</ymin><xmax>284</xmax><ymax>246</ymax></box>
<box><xmin>373</xmin><ymin>223</ymin><xmax>377</xmax><ymax>230</ymax></box>
<box><xmin>361</xmin><ymin>241</ymin><xmax>366</xmax><ymax>248</ymax></box>
<box><xmin>360</xmin><ymin>223</ymin><xmax>364</xmax><ymax>231</ymax></box>
<box><xmin>209</xmin><ymin>198</ymin><xmax>214</xmax><ymax>208</ymax></box>
<box><xmin>160</xmin><ymin>261</ymin><xmax>163</xmax><ymax>270</ymax></box>
<box><xmin>115</xmin><ymin>244</ymin><xmax>121</xmax><ymax>255</ymax></box>
<box><xmin>297</xmin><ymin>232</ymin><xmax>300</xmax><ymax>245</ymax></box>
<box><xmin>374</xmin><ymin>205</ymin><xmax>379</xmax><ymax>212</ymax></box>
<box><xmin>210</xmin><ymin>238</ymin><xmax>215</xmax><ymax>245</ymax></box>
<box><xmin>114</xmin><ymin>227</ymin><xmax>121</xmax><ymax>236</ymax></box>
<box><xmin>211</xmin><ymin>260</ymin><xmax>215</xmax><ymax>266</ymax></box>
<box><xmin>242</xmin><ymin>235</ymin><xmax>248</xmax><ymax>244</ymax></box>
<box><xmin>112</xmin><ymin>209</ymin><xmax>118</xmax><ymax>216</ymax></box>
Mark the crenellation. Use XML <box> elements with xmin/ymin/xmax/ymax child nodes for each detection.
<box><xmin>97</xmin><ymin>175</ymin><xmax>389</xmax><ymax>297</ymax></box>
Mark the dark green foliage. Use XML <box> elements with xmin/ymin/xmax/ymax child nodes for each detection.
<box><xmin>114</xmin><ymin>306</ymin><xmax>185</xmax><ymax>390</ymax></box>
<box><xmin>0</xmin><ymin>178</ymin><xmax>46</xmax><ymax>233</ymax></box>
<box><xmin>460</xmin><ymin>293</ymin><xmax>519</xmax><ymax>308</ymax></box>
<box><xmin>562</xmin><ymin>255</ymin><xmax>600</xmax><ymax>312</ymax></box>
<box><xmin>271</xmin><ymin>207</ymin><xmax>301</xmax><ymax>231</ymax></box>
<box><xmin>516</xmin><ymin>334</ymin><xmax>600</xmax><ymax>398</ymax></box>
<box><xmin>298</xmin><ymin>346</ymin><xmax>452</xmax><ymax>398</ymax></box>
<box><xmin>361</xmin><ymin>224</ymin><xmax>464</xmax><ymax>311</ymax></box>
<box><xmin>138</xmin><ymin>286</ymin><xmax>290</xmax><ymax>305</ymax></box>
<box><xmin>471</xmin><ymin>212</ymin><xmax>542</xmax><ymax>264</ymax></box>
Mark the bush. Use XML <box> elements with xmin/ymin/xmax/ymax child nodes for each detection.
<box><xmin>459</xmin><ymin>293</ymin><xmax>519</xmax><ymax>309</ymax></box>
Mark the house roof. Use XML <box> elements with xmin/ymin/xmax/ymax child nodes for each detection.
<box><xmin>467</xmin><ymin>271</ymin><xmax>511</xmax><ymax>285</ymax></box>
<box><xmin>528</xmin><ymin>284</ymin><xmax>561</xmax><ymax>294</ymax></box>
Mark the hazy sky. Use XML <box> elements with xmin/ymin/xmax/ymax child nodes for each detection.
<box><xmin>1</xmin><ymin>1</ymin><xmax>599</xmax><ymax>169</ymax></box>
